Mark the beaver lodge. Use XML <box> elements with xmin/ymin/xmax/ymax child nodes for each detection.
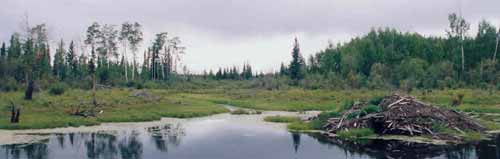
<box><xmin>323</xmin><ymin>94</ymin><xmax>486</xmax><ymax>141</ymax></box>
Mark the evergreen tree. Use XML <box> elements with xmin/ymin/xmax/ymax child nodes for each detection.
<box><xmin>289</xmin><ymin>37</ymin><xmax>305</xmax><ymax>82</ymax></box>
<box><xmin>67</xmin><ymin>41</ymin><xmax>78</xmax><ymax>78</ymax></box>
<box><xmin>0</xmin><ymin>42</ymin><xmax>6</xmax><ymax>77</ymax></box>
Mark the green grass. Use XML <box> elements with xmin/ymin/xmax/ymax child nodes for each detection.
<box><xmin>2</xmin><ymin>88</ymin><xmax>500</xmax><ymax>130</ymax></box>
<box><xmin>0</xmin><ymin>89</ymin><xmax>228</xmax><ymax>129</ymax></box>
<box><xmin>336</xmin><ymin>128</ymin><xmax>376</xmax><ymax>140</ymax></box>
<box><xmin>264</xmin><ymin>116</ymin><xmax>300</xmax><ymax>123</ymax></box>
<box><xmin>287</xmin><ymin>121</ymin><xmax>314</xmax><ymax>131</ymax></box>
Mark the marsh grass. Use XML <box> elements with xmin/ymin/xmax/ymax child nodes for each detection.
<box><xmin>287</xmin><ymin>121</ymin><xmax>313</xmax><ymax>131</ymax></box>
<box><xmin>0</xmin><ymin>89</ymin><xmax>228</xmax><ymax>129</ymax></box>
<box><xmin>264</xmin><ymin>116</ymin><xmax>300</xmax><ymax>123</ymax></box>
<box><xmin>1</xmin><ymin>88</ymin><xmax>500</xmax><ymax>130</ymax></box>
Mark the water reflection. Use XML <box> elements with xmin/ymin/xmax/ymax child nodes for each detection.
<box><xmin>1</xmin><ymin>122</ymin><xmax>499</xmax><ymax>159</ymax></box>
<box><xmin>291</xmin><ymin>133</ymin><xmax>301</xmax><ymax>153</ymax></box>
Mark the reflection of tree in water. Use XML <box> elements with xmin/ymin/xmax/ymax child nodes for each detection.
<box><xmin>305</xmin><ymin>133</ymin><xmax>483</xmax><ymax>159</ymax></box>
<box><xmin>118</xmin><ymin>131</ymin><xmax>143</xmax><ymax>159</ymax></box>
<box><xmin>147</xmin><ymin>123</ymin><xmax>185</xmax><ymax>152</ymax></box>
<box><xmin>56</xmin><ymin>134</ymin><xmax>65</xmax><ymax>148</ymax></box>
<box><xmin>85</xmin><ymin>133</ymin><xmax>119</xmax><ymax>159</ymax></box>
<box><xmin>291</xmin><ymin>133</ymin><xmax>301</xmax><ymax>153</ymax></box>
<box><xmin>68</xmin><ymin>133</ymin><xmax>75</xmax><ymax>146</ymax></box>
<box><xmin>1</xmin><ymin>143</ymin><xmax>48</xmax><ymax>159</ymax></box>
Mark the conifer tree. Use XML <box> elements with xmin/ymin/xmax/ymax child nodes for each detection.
<box><xmin>289</xmin><ymin>37</ymin><xmax>305</xmax><ymax>82</ymax></box>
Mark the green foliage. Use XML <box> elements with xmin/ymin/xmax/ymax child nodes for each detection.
<box><xmin>337</xmin><ymin>128</ymin><xmax>375</xmax><ymax>140</ymax></box>
<box><xmin>340</xmin><ymin>100</ymin><xmax>354</xmax><ymax>111</ymax></box>
<box><xmin>264</xmin><ymin>116</ymin><xmax>300</xmax><ymax>123</ymax></box>
<box><xmin>369</xmin><ymin>96</ymin><xmax>384</xmax><ymax>105</ymax></box>
<box><xmin>361</xmin><ymin>104</ymin><xmax>382</xmax><ymax>115</ymax></box>
<box><xmin>48</xmin><ymin>83</ymin><xmax>67</xmax><ymax>95</ymax></box>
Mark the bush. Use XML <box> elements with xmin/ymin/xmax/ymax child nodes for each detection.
<box><xmin>336</xmin><ymin>128</ymin><xmax>375</xmax><ymax>140</ymax></box>
<box><xmin>369</xmin><ymin>96</ymin><xmax>384</xmax><ymax>105</ymax></box>
<box><xmin>49</xmin><ymin>83</ymin><xmax>67</xmax><ymax>95</ymax></box>
<box><xmin>0</xmin><ymin>77</ymin><xmax>21</xmax><ymax>92</ymax></box>
<box><xmin>360</xmin><ymin>104</ymin><xmax>382</xmax><ymax>115</ymax></box>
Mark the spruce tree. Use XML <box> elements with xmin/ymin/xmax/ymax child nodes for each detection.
<box><xmin>289</xmin><ymin>38</ymin><xmax>305</xmax><ymax>82</ymax></box>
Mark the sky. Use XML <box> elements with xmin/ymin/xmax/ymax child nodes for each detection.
<box><xmin>1</xmin><ymin>0</ymin><xmax>500</xmax><ymax>73</ymax></box>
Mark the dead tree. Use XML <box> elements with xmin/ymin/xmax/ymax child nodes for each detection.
<box><xmin>10</xmin><ymin>102</ymin><xmax>20</xmax><ymax>123</ymax></box>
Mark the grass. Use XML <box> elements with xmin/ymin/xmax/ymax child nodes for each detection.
<box><xmin>2</xmin><ymin>88</ymin><xmax>500</xmax><ymax>130</ymax></box>
<box><xmin>0</xmin><ymin>89</ymin><xmax>228</xmax><ymax>129</ymax></box>
<box><xmin>264</xmin><ymin>116</ymin><xmax>300</xmax><ymax>123</ymax></box>
<box><xmin>287</xmin><ymin>121</ymin><xmax>314</xmax><ymax>131</ymax></box>
<box><xmin>336</xmin><ymin>128</ymin><xmax>376</xmax><ymax>140</ymax></box>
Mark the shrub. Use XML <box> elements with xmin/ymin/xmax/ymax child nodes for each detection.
<box><xmin>336</xmin><ymin>128</ymin><xmax>375</xmax><ymax>140</ymax></box>
<box><xmin>49</xmin><ymin>83</ymin><xmax>67</xmax><ymax>95</ymax></box>
<box><xmin>451</xmin><ymin>93</ymin><xmax>464</xmax><ymax>106</ymax></box>
<box><xmin>369</xmin><ymin>96</ymin><xmax>384</xmax><ymax>105</ymax></box>
<box><xmin>360</xmin><ymin>104</ymin><xmax>382</xmax><ymax>115</ymax></box>
<box><xmin>264</xmin><ymin>116</ymin><xmax>300</xmax><ymax>123</ymax></box>
<box><xmin>0</xmin><ymin>77</ymin><xmax>21</xmax><ymax>92</ymax></box>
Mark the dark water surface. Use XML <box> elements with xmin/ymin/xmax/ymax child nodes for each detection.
<box><xmin>1</xmin><ymin>117</ymin><xmax>499</xmax><ymax>159</ymax></box>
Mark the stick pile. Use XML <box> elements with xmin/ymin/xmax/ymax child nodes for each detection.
<box><xmin>324</xmin><ymin>94</ymin><xmax>485</xmax><ymax>139</ymax></box>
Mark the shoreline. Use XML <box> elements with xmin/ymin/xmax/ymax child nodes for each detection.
<box><xmin>0</xmin><ymin>110</ymin><xmax>319</xmax><ymax>145</ymax></box>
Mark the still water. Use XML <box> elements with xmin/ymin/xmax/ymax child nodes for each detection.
<box><xmin>1</xmin><ymin>114</ymin><xmax>499</xmax><ymax>159</ymax></box>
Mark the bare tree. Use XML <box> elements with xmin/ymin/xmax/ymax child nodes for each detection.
<box><xmin>120</xmin><ymin>22</ymin><xmax>143</xmax><ymax>81</ymax></box>
<box><xmin>447</xmin><ymin>13</ymin><xmax>470</xmax><ymax>75</ymax></box>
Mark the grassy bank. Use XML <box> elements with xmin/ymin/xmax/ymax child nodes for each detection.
<box><xmin>1</xmin><ymin>88</ymin><xmax>500</xmax><ymax>130</ymax></box>
<box><xmin>0</xmin><ymin>89</ymin><xmax>228</xmax><ymax>129</ymax></box>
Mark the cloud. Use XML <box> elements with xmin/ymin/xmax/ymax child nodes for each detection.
<box><xmin>1</xmin><ymin>0</ymin><xmax>499</xmax><ymax>72</ymax></box>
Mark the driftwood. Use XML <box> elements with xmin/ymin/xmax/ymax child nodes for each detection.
<box><xmin>323</xmin><ymin>94</ymin><xmax>486</xmax><ymax>140</ymax></box>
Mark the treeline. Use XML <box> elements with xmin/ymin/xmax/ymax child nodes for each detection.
<box><xmin>0</xmin><ymin>21</ymin><xmax>193</xmax><ymax>92</ymax></box>
<box><xmin>1</xmin><ymin>13</ymin><xmax>499</xmax><ymax>93</ymax></box>
<box><xmin>278</xmin><ymin>13</ymin><xmax>500</xmax><ymax>90</ymax></box>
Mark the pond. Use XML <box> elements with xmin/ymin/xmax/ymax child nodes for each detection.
<box><xmin>1</xmin><ymin>113</ymin><xmax>499</xmax><ymax>159</ymax></box>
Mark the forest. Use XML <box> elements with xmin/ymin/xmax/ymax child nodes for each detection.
<box><xmin>0</xmin><ymin>13</ymin><xmax>499</xmax><ymax>95</ymax></box>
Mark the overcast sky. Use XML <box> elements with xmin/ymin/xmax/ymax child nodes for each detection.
<box><xmin>1</xmin><ymin>0</ymin><xmax>500</xmax><ymax>73</ymax></box>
